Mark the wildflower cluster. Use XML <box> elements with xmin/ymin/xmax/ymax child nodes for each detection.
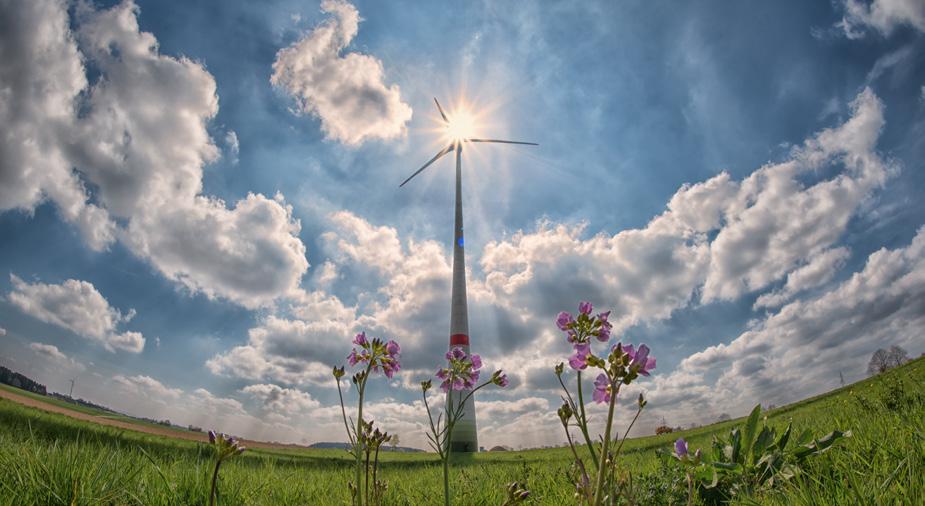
<box><xmin>207</xmin><ymin>430</ymin><xmax>245</xmax><ymax>506</ymax></box>
<box><xmin>335</xmin><ymin>331</ymin><xmax>403</xmax><ymax>506</ymax></box>
<box><xmin>347</xmin><ymin>332</ymin><xmax>402</xmax><ymax>379</ymax></box>
<box><xmin>557</xmin><ymin>301</ymin><xmax>612</xmax><ymax>370</ymax></box>
<box><xmin>501</xmin><ymin>481</ymin><xmax>531</xmax><ymax>505</ymax></box>
<box><xmin>421</xmin><ymin>347</ymin><xmax>509</xmax><ymax>505</ymax></box>
<box><xmin>554</xmin><ymin>301</ymin><xmax>656</xmax><ymax>505</ymax></box>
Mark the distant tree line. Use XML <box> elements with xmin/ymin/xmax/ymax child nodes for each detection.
<box><xmin>48</xmin><ymin>392</ymin><xmax>115</xmax><ymax>413</ymax></box>
<box><xmin>0</xmin><ymin>365</ymin><xmax>46</xmax><ymax>395</ymax></box>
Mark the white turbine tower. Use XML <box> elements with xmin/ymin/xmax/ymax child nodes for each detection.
<box><xmin>400</xmin><ymin>98</ymin><xmax>536</xmax><ymax>452</ymax></box>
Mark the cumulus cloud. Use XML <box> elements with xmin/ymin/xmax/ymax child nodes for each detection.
<box><xmin>8</xmin><ymin>275</ymin><xmax>145</xmax><ymax>353</ymax></box>
<box><xmin>0</xmin><ymin>0</ymin><xmax>309</xmax><ymax>308</ymax></box>
<box><xmin>29</xmin><ymin>342</ymin><xmax>85</xmax><ymax>371</ymax></box>
<box><xmin>271</xmin><ymin>0</ymin><xmax>412</xmax><ymax>145</ymax></box>
<box><xmin>113</xmin><ymin>374</ymin><xmax>183</xmax><ymax>401</ymax></box>
<box><xmin>753</xmin><ymin>247</ymin><xmax>850</xmax><ymax>309</ymax></box>
<box><xmin>653</xmin><ymin>226</ymin><xmax>925</xmax><ymax>425</ymax></box>
<box><xmin>0</xmin><ymin>327</ymin><xmax>6</xmax><ymax>336</ymax></box>
<box><xmin>839</xmin><ymin>0</ymin><xmax>925</xmax><ymax>38</ymax></box>
<box><xmin>241</xmin><ymin>383</ymin><xmax>320</xmax><ymax>414</ymax></box>
<box><xmin>0</xmin><ymin>0</ymin><xmax>115</xmax><ymax>250</ymax></box>
<box><xmin>126</xmin><ymin>193</ymin><xmax>308</xmax><ymax>308</ymax></box>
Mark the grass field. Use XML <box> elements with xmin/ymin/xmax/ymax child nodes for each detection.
<box><xmin>0</xmin><ymin>358</ymin><xmax>923</xmax><ymax>505</ymax></box>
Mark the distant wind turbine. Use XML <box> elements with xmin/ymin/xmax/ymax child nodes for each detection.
<box><xmin>400</xmin><ymin>97</ymin><xmax>537</xmax><ymax>452</ymax></box>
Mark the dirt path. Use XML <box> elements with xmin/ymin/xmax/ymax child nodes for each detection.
<box><xmin>0</xmin><ymin>387</ymin><xmax>306</xmax><ymax>450</ymax></box>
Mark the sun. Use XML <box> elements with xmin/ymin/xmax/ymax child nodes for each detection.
<box><xmin>445</xmin><ymin>108</ymin><xmax>478</xmax><ymax>142</ymax></box>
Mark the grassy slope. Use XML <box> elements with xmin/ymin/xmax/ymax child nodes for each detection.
<box><xmin>0</xmin><ymin>383</ymin><xmax>194</xmax><ymax>433</ymax></box>
<box><xmin>0</xmin><ymin>358</ymin><xmax>922</xmax><ymax>505</ymax></box>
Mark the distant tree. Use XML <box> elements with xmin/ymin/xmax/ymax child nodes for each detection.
<box><xmin>390</xmin><ymin>434</ymin><xmax>400</xmax><ymax>451</ymax></box>
<box><xmin>868</xmin><ymin>346</ymin><xmax>910</xmax><ymax>375</ymax></box>
<box><xmin>655</xmin><ymin>425</ymin><xmax>674</xmax><ymax>435</ymax></box>
<box><xmin>717</xmin><ymin>413</ymin><xmax>731</xmax><ymax>422</ymax></box>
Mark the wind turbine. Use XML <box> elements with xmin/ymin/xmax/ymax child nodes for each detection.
<box><xmin>400</xmin><ymin>98</ymin><xmax>537</xmax><ymax>452</ymax></box>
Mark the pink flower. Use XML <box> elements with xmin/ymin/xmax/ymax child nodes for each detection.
<box><xmin>556</xmin><ymin>311</ymin><xmax>575</xmax><ymax>331</ymax></box>
<box><xmin>353</xmin><ymin>332</ymin><xmax>368</xmax><ymax>346</ymax></box>
<box><xmin>578</xmin><ymin>301</ymin><xmax>593</xmax><ymax>315</ymax></box>
<box><xmin>616</xmin><ymin>342</ymin><xmax>656</xmax><ymax>376</ymax></box>
<box><xmin>592</xmin><ymin>373</ymin><xmax>611</xmax><ymax>404</ymax></box>
<box><xmin>347</xmin><ymin>349</ymin><xmax>359</xmax><ymax>366</ymax></box>
<box><xmin>568</xmin><ymin>342</ymin><xmax>591</xmax><ymax>370</ymax></box>
<box><xmin>596</xmin><ymin>311</ymin><xmax>612</xmax><ymax>342</ymax></box>
<box><xmin>447</xmin><ymin>347</ymin><xmax>467</xmax><ymax>361</ymax></box>
<box><xmin>386</xmin><ymin>340</ymin><xmax>401</xmax><ymax>356</ymax></box>
<box><xmin>470</xmin><ymin>354</ymin><xmax>482</xmax><ymax>370</ymax></box>
<box><xmin>492</xmin><ymin>370</ymin><xmax>509</xmax><ymax>387</ymax></box>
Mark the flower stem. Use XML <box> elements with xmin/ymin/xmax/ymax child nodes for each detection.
<box><xmin>443</xmin><ymin>421</ymin><xmax>454</xmax><ymax>506</ymax></box>
<box><xmin>592</xmin><ymin>380</ymin><xmax>619</xmax><ymax>506</ymax></box>
<box><xmin>575</xmin><ymin>371</ymin><xmax>600</xmax><ymax>470</ymax></box>
<box><xmin>209</xmin><ymin>459</ymin><xmax>221</xmax><ymax>506</ymax></box>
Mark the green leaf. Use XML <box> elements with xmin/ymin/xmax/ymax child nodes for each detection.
<box><xmin>713</xmin><ymin>462</ymin><xmax>743</xmax><ymax>474</ymax></box>
<box><xmin>730</xmin><ymin>428</ymin><xmax>742</xmax><ymax>464</ymax></box>
<box><xmin>793</xmin><ymin>430</ymin><xmax>852</xmax><ymax>460</ymax></box>
<box><xmin>752</xmin><ymin>426</ymin><xmax>775</xmax><ymax>465</ymax></box>
<box><xmin>741</xmin><ymin>404</ymin><xmax>761</xmax><ymax>457</ymax></box>
<box><xmin>775</xmin><ymin>422</ymin><xmax>792</xmax><ymax>451</ymax></box>
<box><xmin>794</xmin><ymin>428</ymin><xmax>813</xmax><ymax>447</ymax></box>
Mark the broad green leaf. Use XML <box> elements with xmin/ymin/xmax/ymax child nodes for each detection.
<box><xmin>713</xmin><ymin>462</ymin><xmax>743</xmax><ymax>474</ymax></box>
<box><xmin>794</xmin><ymin>428</ymin><xmax>813</xmax><ymax>447</ymax></box>
<box><xmin>730</xmin><ymin>428</ymin><xmax>742</xmax><ymax>464</ymax></box>
<box><xmin>741</xmin><ymin>404</ymin><xmax>761</xmax><ymax>457</ymax></box>
<box><xmin>775</xmin><ymin>422</ymin><xmax>792</xmax><ymax>451</ymax></box>
<box><xmin>752</xmin><ymin>426</ymin><xmax>775</xmax><ymax>464</ymax></box>
<box><xmin>793</xmin><ymin>430</ymin><xmax>852</xmax><ymax>460</ymax></box>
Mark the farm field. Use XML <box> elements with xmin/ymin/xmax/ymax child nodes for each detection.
<box><xmin>0</xmin><ymin>358</ymin><xmax>922</xmax><ymax>505</ymax></box>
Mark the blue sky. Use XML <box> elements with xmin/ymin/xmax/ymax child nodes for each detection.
<box><xmin>1</xmin><ymin>0</ymin><xmax>924</xmax><ymax>448</ymax></box>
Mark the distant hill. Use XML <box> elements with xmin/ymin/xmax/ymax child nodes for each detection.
<box><xmin>309</xmin><ymin>442</ymin><xmax>423</xmax><ymax>453</ymax></box>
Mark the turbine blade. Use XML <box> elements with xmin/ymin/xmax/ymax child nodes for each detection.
<box><xmin>399</xmin><ymin>145</ymin><xmax>454</xmax><ymax>187</ymax></box>
<box><xmin>434</xmin><ymin>97</ymin><xmax>449</xmax><ymax>123</ymax></box>
<box><xmin>466</xmin><ymin>138</ymin><xmax>538</xmax><ymax>146</ymax></box>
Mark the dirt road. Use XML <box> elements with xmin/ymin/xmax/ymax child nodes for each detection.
<box><xmin>0</xmin><ymin>387</ymin><xmax>306</xmax><ymax>450</ymax></box>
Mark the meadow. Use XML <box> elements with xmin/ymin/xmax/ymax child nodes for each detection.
<box><xmin>0</xmin><ymin>358</ymin><xmax>922</xmax><ymax>505</ymax></box>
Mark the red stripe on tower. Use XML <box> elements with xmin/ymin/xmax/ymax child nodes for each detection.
<box><xmin>450</xmin><ymin>334</ymin><xmax>469</xmax><ymax>346</ymax></box>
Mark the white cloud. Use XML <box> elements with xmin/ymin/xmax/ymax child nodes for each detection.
<box><xmin>240</xmin><ymin>383</ymin><xmax>320</xmax><ymax>414</ymax></box>
<box><xmin>126</xmin><ymin>193</ymin><xmax>308</xmax><ymax>308</ymax></box>
<box><xmin>113</xmin><ymin>374</ymin><xmax>183</xmax><ymax>401</ymax></box>
<box><xmin>754</xmin><ymin>247</ymin><xmax>850</xmax><ymax>309</ymax></box>
<box><xmin>29</xmin><ymin>342</ymin><xmax>85</xmax><ymax>371</ymax></box>
<box><xmin>0</xmin><ymin>0</ymin><xmax>115</xmax><ymax>250</ymax></box>
<box><xmin>0</xmin><ymin>327</ymin><xmax>6</xmax><ymax>336</ymax></box>
<box><xmin>702</xmin><ymin>88</ymin><xmax>891</xmax><ymax>301</ymax></box>
<box><xmin>8</xmin><ymin>275</ymin><xmax>145</xmax><ymax>353</ymax></box>
<box><xmin>225</xmin><ymin>131</ymin><xmax>240</xmax><ymax>164</ymax></box>
<box><xmin>271</xmin><ymin>0</ymin><xmax>412</xmax><ymax>145</ymax></box>
<box><xmin>0</xmin><ymin>0</ymin><xmax>309</xmax><ymax>308</ymax></box>
<box><xmin>839</xmin><ymin>0</ymin><xmax>925</xmax><ymax>38</ymax></box>
<box><xmin>652</xmin><ymin>227</ymin><xmax>925</xmax><ymax>426</ymax></box>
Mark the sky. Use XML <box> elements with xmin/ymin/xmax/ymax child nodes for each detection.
<box><xmin>1</xmin><ymin>0</ymin><xmax>924</xmax><ymax>449</ymax></box>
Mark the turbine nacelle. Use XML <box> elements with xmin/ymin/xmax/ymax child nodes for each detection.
<box><xmin>398</xmin><ymin>97</ymin><xmax>538</xmax><ymax>187</ymax></box>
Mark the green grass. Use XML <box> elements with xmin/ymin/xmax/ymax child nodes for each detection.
<box><xmin>1</xmin><ymin>358</ymin><xmax>923</xmax><ymax>505</ymax></box>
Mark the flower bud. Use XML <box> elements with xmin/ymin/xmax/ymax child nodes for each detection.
<box><xmin>558</xmin><ymin>402</ymin><xmax>573</xmax><ymax>425</ymax></box>
<box><xmin>637</xmin><ymin>393</ymin><xmax>647</xmax><ymax>409</ymax></box>
<box><xmin>555</xmin><ymin>362</ymin><xmax>564</xmax><ymax>376</ymax></box>
<box><xmin>421</xmin><ymin>379</ymin><xmax>432</xmax><ymax>392</ymax></box>
<box><xmin>333</xmin><ymin>366</ymin><xmax>345</xmax><ymax>379</ymax></box>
